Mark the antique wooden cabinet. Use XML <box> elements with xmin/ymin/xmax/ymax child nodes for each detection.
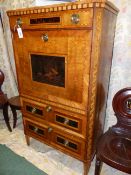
<box><xmin>7</xmin><ymin>1</ymin><xmax>118</xmax><ymax>174</ymax></box>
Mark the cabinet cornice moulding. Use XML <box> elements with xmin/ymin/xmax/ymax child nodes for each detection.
<box><xmin>7</xmin><ymin>0</ymin><xmax>118</xmax><ymax>16</ymax></box>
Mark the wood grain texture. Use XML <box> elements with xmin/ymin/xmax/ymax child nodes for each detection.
<box><xmin>7</xmin><ymin>1</ymin><xmax>118</xmax><ymax>174</ymax></box>
<box><xmin>93</xmin><ymin>8</ymin><xmax>117</xmax><ymax>157</ymax></box>
<box><xmin>13</xmin><ymin>29</ymin><xmax>91</xmax><ymax>111</ymax></box>
<box><xmin>86</xmin><ymin>8</ymin><xmax>103</xmax><ymax>160</ymax></box>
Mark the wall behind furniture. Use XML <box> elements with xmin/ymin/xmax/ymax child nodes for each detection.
<box><xmin>0</xmin><ymin>0</ymin><xmax>35</xmax><ymax>98</ymax></box>
<box><xmin>106</xmin><ymin>0</ymin><xmax>131</xmax><ymax>128</ymax></box>
<box><xmin>0</xmin><ymin>0</ymin><xmax>131</xmax><ymax>129</ymax></box>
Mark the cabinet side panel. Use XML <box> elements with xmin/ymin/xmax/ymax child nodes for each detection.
<box><xmin>86</xmin><ymin>8</ymin><xmax>103</xmax><ymax>160</ymax></box>
<box><xmin>93</xmin><ymin>9</ymin><xmax>117</xmax><ymax>151</ymax></box>
<box><xmin>87</xmin><ymin>8</ymin><xmax>117</xmax><ymax>160</ymax></box>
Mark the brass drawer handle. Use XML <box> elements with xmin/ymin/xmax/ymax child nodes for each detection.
<box><xmin>41</xmin><ymin>34</ymin><xmax>48</xmax><ymax>42</ymax></box>
<box><xmin>34</xmin><ymin>127</ymin><xmax>38</xmax><ymax>133</ymax></box>
<box><xmin>48</xmin><ymin>127</ymin><xmax>53</xmax><ymax>133</ymax></box>
<box><xmin>71</xmin><ymin>14</ymin><xmax>80</xmax><ymax>24</ymax></box>
<box><xmin>16</xmin><ymin>17</ymin><xmax>23</xmax><ymax>27</ymax></box>
<box><xmin>64</xmin><ymin>140</ymin><xmax>69</xmax><ymax>146</ymax></box>
<box><xmin>46</xmin><ymin>106</ymin><xmax>52</xmax><ymax>112</ymax></box>
<box><xmin>31</xmin><ymin>107</ymin><xmax>37</xmax><ymax>114</ymax></box>
<box><xmin>64</xmin><ymin>118</ymin><xmax>69</xmax><ymax>124</ymax></box>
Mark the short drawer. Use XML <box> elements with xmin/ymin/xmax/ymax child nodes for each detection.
<box><xmin>55</xmin><ymin>113</ymin><xmax>81</xmax><ymax>131</ymax></box>
<box><xmin>49</xmin><ymin>111</ymin><xmax>87</xmax><ymax>136</ymax></box>
<box><xmin>62</xmin><ymin>9</ymin><xmax>93</xmax><ymax>28</ymax></box>
<box><xmin>22</xmin><ymin>101</ymin><xmax>45</xmax><ymax>118</ymax></box>
<box><xmin>24</xmin><ymin>120</ymin><xmax>48</xmax><ymax>140</ymax></box>
<box><xmin>51</xmin><ymin>131</ymin><xmax>85</xmax><ymax>159</ymax></box>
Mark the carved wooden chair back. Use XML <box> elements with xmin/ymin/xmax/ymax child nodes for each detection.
<box><xmin>112</xmin><ymin>87</ymin><xmax>131</xmax><ymax>137</ymax></box>
<box><xmin>95</xmin><ymin>87</ymin><xmax>131</xmax><ymax>175</ymax></box>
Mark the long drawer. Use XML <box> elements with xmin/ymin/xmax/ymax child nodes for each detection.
<box><xmin>23</xmin><ymin>118</ymin><xmax>86</xmax><ymax>160</ymax></box>
<box><xmin>24</xmin><ymin>119</ymin><xmax>49</xmax><ymax>142</ymax></box>
<box><xmin>9</xmin><ymin>9</ymin><xmax>93</xmax><ymax>30</ymax></box>
<box><xmin>50</xmin><ymin>130</ymin><xmax>85</xmax><ymax>160</ymax></box>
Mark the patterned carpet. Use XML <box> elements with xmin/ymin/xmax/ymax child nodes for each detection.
<box><xmin>0</xmin><ymin>115</ymin><xmax>128</xmax><ymax>175</ymax></box>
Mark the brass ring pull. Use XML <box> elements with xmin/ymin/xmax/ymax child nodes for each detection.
<box><xmin>48</xmin><ymin>127</ymin><xmax>53</xmax><ymax>133</ymax></box>
<box><xmin>71</xmin><ymin>14</ymin><xmax>80</xmax><ymax>24</ymax></box>
<box><xmin>46</xmin><ymin>106</ymin><xmax>52</xmax><ymax>112</ymax></box>
<box><xmin>41</xmin><ymin>34</ymin><xmax>48</xmax><ymax>42</ymax></box>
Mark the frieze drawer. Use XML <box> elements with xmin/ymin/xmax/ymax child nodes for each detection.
<box><xmin>8</xmin><ymin>9</ymin><xmax>93</xmax><ymax>30</ymax></box>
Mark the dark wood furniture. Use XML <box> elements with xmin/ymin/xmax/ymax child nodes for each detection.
<box><xmin>0</xmin><ymin>70</ymin><xmax>12</xmax><ymax>132</ymax></box>
<box><xmin>0</xmin><ymin>70</ymin><xmax>21</xmax><ymax>131</ymax></box>
<box><xmin>95</xmin><ymin>87</ymin><xmax>131</xmax><ymax>175</ymax></box>
<box><xmin>7</xmin><ymin>1</ymin><xmax>118</xmax><ymax>174</ymax></box>
<box><xmin>8</xmin><ymin>96</ymin><xmax>21</xmax><ymax>129</ymax></box>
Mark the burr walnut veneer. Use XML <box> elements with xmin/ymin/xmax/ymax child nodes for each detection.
<box><xmin>7</xmin><ymin>1</ymin><xmax>118</xmax><ymax>174</ymax></box>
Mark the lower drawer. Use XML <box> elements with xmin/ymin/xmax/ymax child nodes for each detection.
<box><xmin>50</xmin><ymin>130</ymin><xmax>85</xmax><ymax>160</ymax></box>
<box><xmin>23</xmin><ymin>118</ymin><xmax>85</xmax><ymax>160</ymax></box>
<box><xmin>24</xmin><ymin>119</ymin><xmax>49</xmax><ymax>142</ymax></box>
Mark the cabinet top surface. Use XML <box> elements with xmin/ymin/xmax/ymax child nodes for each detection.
<box><xmin>7</xmin><ymin>0</ymin><xmax>119</xmax><ymax>16</ymax></box>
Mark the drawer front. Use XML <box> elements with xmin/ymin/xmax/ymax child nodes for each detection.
<box><xmin>51</xmin><ymin>131</ymin><xmax>85</xmax><ymax>159</ymax></box>
<box><xmin>9</xmin><ymin>9</ymin><xmax>93</xmax><ymax>30</ymax></box>
<box><xmin>24</xmin><ymin>119</ymin><xmax>48</xmax><ymax>141</ymax></box>
<box><xmin>23</xmin><ymin>101</ymin><xmax>45</xmax><ymax>119</ymax></box>
<box><xmin>55</xmin><ymin>113</ymin><xmax>81</xmax><ymax>131</ymax></box>
<box><xmin>62</xmin><ymin>10</ymin><xmax>93</xmax><ymax>28</ymax></box>
<box><xmin>49</xmin><ymin>111</ymin><xmax>86</xmax><ymax>136</ymax></box>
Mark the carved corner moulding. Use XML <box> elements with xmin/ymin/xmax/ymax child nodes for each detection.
<box><xmin>7</xmin><ymin>1</ymin><xmax>118</xmax><ymax>16</ymax></box>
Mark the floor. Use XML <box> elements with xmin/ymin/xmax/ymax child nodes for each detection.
<box><xmin>0</xmin><ymin>114</ymin><xmax>128</xmax><ymax>175</ymax></box>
